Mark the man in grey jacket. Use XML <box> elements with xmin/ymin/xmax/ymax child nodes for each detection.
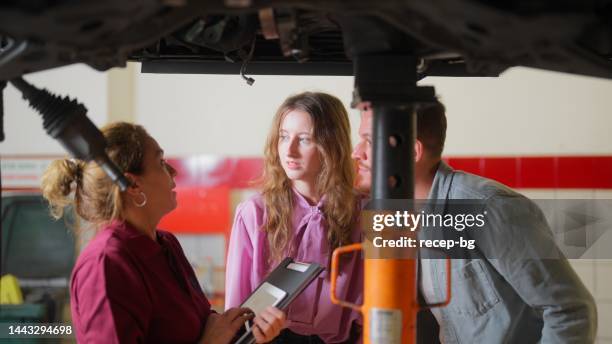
<box><xmin>351</xmin><ymin>101</ymin><xmax>597</xmax><ymax>343</ymax></box>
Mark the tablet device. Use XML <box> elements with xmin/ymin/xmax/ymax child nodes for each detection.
<box><xmin>242</xmin><ymin>281</ymin><xmax>287</xmax><ymax>315</ymax></box>
<box><xmin>234</xmin><ymin>282</ymin><xmax>286</xmax><ymax>342</ymax></box>
<box><xmin>232</xmin><ymin>258</ymin><xmax>324</xmax><ymax>344</ymax></box>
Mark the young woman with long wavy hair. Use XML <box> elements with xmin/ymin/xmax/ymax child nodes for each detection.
<box><xmin>225</xmin><ymin>92</ymin><xmax>363</xmax><ymax>343</ymax></box>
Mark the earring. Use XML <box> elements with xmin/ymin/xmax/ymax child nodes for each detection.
<box><xmin>134</xmin><ymin>191</ymin><xmax>147</xmax><ymax>207</ymax></box>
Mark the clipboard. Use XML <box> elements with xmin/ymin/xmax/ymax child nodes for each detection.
<box><xmin>233</xmin><ymin>257</ymin><xmax>324</xmax><ymax>344</ymax></box>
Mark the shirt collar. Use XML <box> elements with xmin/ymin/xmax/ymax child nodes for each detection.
<box><xmin>105</xmin><ymin>220</ymin><xmax>164</xmax><ymax>259</ymax></box>
<box><xmin>291</xmin><ymin>187</ymin><xmax>326</xmax><ymax>212</ymax></box>
<box><xmin>427</xmin><ymin>160</ymin><xmax>455</xmax><ymax>200</ymax></box>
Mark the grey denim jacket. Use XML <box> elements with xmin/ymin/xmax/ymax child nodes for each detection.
<box><xmin>420</xmin><ymin>161</ymin><xmax>597</xmax><ymax>344</ymax></box>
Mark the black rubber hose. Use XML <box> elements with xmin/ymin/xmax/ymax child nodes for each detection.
<box><xmin>9</xmin><ymin>77</ymin><xmax>131</xmax><ymax>191</ymax></box>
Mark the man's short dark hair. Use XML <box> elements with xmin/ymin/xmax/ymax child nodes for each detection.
<box><xmin>416</xmin><ymin>101</ymin><xmax>447</xmax><ymax>158</ymax></box>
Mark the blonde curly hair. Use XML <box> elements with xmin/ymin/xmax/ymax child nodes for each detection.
<box><xmin>41</xmin><ymin>122</ymin><xmax>149</xmax><ymax>226</ymax></box>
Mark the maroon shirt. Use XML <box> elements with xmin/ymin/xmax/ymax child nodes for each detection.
<box><xmin>70</xmin><ymin>221</ymin><xmax>212</xmax><ymax>343</ymax></box>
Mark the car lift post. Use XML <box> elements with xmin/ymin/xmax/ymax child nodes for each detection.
<box><xmin>356</xmin><ymin>54</ymin><xmax>436</xmax><ymax>344</ymax></box>
<box><xmin>330</xmin><ymin>53</ymin><xmax>437</xmax><ymax>343</ymax></box>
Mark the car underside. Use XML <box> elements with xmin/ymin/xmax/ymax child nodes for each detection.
<box><xmin>1</xmin><ymin>0</ymin><xmax>611</xmax><ymax>80</ymax></box>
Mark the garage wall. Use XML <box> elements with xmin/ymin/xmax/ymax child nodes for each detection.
<box><xmin>4</xmin><ymin>64</ymin><xmax>611</xmax><ymax>158</ymax></box>
<box><xmin>430</xmin><ymin>68</ymin><xmax>612</xmax><ymax>156</ymax></box>
<box><xmin>135</xmin><ymin>72</ymin><xmax>355</xmax><ymax>156</ymax></box>
<box><xmin>135</xmin><ymin>66</ymin><xmax>612</xmax><ymax>157</ymax></box>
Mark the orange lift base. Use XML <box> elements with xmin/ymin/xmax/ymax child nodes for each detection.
<box><xmin>331</xmin><ymin>243</ymin><xmax>451</xmax><ymax>344</ymax></box>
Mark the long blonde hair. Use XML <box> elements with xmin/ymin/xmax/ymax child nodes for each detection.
<box><xmin>41</xmin><ymin>122</ymin><xmax>149</xmax><ymax>228</ymax></box>
<box><xmin>261</xmin><ymin>92</ymin><xmax>357</xmax><ymax>264</ymax></box>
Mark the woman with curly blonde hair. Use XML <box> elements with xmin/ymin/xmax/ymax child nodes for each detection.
<box><xmin>42</xmin><ymin>122</ymin><xmax>285</xmax><ymax>344</ymax></box>
<box><xmin>225</xmin><ymin>92</ymin><xmax>363</xmax><ymax>343</ymax></box>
